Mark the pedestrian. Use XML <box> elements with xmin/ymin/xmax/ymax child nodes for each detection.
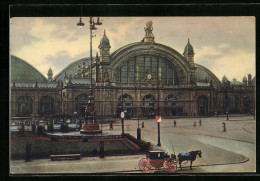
<box><xmin>222</xmin><ymin>122</ymin><xmax>226</xmax><ymax>132</ymax></box>
<box><xmin>199</xmin><ymin>119</ymin><xmax>202</xmax><ymax>126</ymax></box>
<box><xmin>171</xmin><ymin>153</ymin><xmax>176</xmax><ymax>160</ymax></box>
<box><xmin>193</xmin><ymin>122</ymin><xmax>196</xmax><ymax>127</ymax></box>
<box><xmin>110</xmin><ymin>122</ymin><xmax>113</xmax><ymax>130</ymax></box>
<box><xmin>174</xmin><ymin>120</ymin><xmax>176</xmax><ymax>127</ymax></box>
<box><xmin>142</xmin><ymin>121</ymin><xmax>144</xmax><ymax>128</ymax></box>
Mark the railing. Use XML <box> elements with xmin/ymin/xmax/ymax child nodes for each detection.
<box><xmin>124</xmin><ymin>133</ymin><xmax>151</xmax><ymax>151</ymax></box>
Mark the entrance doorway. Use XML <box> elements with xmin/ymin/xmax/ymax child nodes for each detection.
<box><xmin>117</xmin><ymin>94</ymin><xmax>133</xmax><ymax>118</ymax></box>
<box><xmin>198</xmin><ymin>95</ymin><xmax>208</xmax><ymax>116</ymax></box>
<box><xmin>142</xmin><ymin>94</ymin><xmax>155</xmax><ymax>117</ymax></box>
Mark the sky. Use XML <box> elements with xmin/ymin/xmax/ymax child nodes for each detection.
<box><xmin>10</xmin><ymin>17</ymin><xmax>255</xmax><ymax>82</ymax></box>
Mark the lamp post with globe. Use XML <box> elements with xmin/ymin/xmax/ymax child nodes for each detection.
<box><xmin>77</xmin><ymin>17</ymin><xmax>102</xmax><ymax>104</ymax></box>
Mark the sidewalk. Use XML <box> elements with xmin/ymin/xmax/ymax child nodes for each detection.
<box><xmin>10</xmin><ymin>155</ymin><xmax>145</xmax><ymax>174</ymax></box>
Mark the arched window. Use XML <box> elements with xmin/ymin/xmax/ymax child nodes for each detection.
<box><xmin>117</xmin><ymin>94</ymin><xmax>133</xmax><ymax>118</ymax></box>
<box><xmin>17</xmin><ymin>96</ymin><xmax>33</xmax><ymax>116</ymax></box>
<box><xmin>165</xmin><ymin>95</ymin><xmax>177</xmax><ymax>106</ymax></box>
<box><xmin>39</xmin><ymin>96</ymin><xmax>54</xmax><ymax>115</ymax></box>
<box><xmin>75</xmin><ymin>94</ymin><xmax>89</xmax><ymax>116</ymax></box>
<box><xmin>143</xmin><ymin>94</ymin><xmax>155</xmax><ymax>107</ymax></box>
<box><xmin>165</xmin><ymin>95</ymin><xmax>180</xmax><ymax>116</ymax></box>
<box><xmin>115</xmin><ymin>55</ymin><xmax>175</xmax><ymax>85</ymax></box>
<box><xmin>142</xmin><ymin>94</ymin><xmax>155</xmax><ymax>117</ymax></box>
<box><xmin>118</xmin><ymin>94</ymin><xmax>133</xmax><ymax>108</ymax></box>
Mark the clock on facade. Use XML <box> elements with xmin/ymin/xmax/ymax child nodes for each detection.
<box><xmin>147</xmin><ymin>73</ymin><xmax>152</xmax><ymax>79</ymax></box>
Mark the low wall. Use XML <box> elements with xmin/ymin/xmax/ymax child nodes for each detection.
<box><xmin>11</xmin><ymin>134</ymin><xmax>150</xmax><ymax>160</ymax></box>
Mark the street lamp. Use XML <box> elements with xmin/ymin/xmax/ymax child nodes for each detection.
<box><xmin>77</xmin><ymin>16</ymin><xmax>102</xmax><ymax>103</ymax></box>
<box><xmin>77</xmin><ymin>17</ymin><xmax>102</xmax><ymax>135</ymax></box>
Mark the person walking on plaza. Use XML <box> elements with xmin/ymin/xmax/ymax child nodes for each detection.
<box><xmin>174</xmin><ymin>120</ymin><xmax>176</xmax><ymax>127</ymax></box>
<box><xmin>142</xmin><ymin>121</ymin><xmax>144</xmax><ymax>128</ymax></box>
<box><xmin>109</xmin><ymin>122</ymin><xmax>113</xmax><ymax>130</ymax></box>
<box><xmin>199</xmin><ymin>119</ymin><xmax>202</xmax><ymax>126</ymax></box>
<box><xmin>222</xmin><ymin>122</ymin><xmax>226</xmax><ymax>132</ymax></box>
<box><xmin>193</xmin><ymin>122</ymin><xmax>196</xmax><ymax>127</ymax></box>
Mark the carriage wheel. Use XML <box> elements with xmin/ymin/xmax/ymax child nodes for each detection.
<box><xmin>163</xmin><ymin>160</ymin><xmax>177</xmax><ymax>173</ymax></box>
<box><xmin>138</xmin><ymin>159</ymin><xmax>155</xmax><ymax>173</ymax></box>
<box><xmin>138</xmin><ymin>158</ymin><xmax>148</xmax><ymax>171</ymax></box>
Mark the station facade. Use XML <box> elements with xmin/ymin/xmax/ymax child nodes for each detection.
<box><xmin>10</xmin><ymin>22</ymin><xmax>255</xmax><ymax>118</ymax></box>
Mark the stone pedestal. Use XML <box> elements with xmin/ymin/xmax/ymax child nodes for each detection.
<box><xmin>80</xmin><ymin>123</ymin><xmax>102</xmax><ymax>134</ymax></box>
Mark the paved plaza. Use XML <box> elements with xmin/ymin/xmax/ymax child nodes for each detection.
<box><xmin>10</xmin><ymin>115</ymin><xmax>256</xmax><ymax>174</ymax></box>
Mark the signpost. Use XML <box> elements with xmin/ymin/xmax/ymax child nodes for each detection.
<box><xmin>120</xmin><ymin>111</ymin><xmax>125</xmax><ymax>136</ymax></box>
<box><xmin>156</xmin><ymin>116</ymin><xmax>161</xmax><ymax>146</ymax></box>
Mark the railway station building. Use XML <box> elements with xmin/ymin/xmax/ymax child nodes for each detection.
<box><xmin>10</xmin><ymin>22</ymin><xmax>255</xmax><ymax>118</ymax></box>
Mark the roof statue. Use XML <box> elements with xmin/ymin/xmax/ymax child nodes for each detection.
<box><xmin>143</xmin><ymin>21</ymin><xmax>155</xmax><ymax>43</ymax></box>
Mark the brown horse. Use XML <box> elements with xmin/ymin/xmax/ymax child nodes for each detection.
<box><xmin>177</xmin><ymin>150</ymin><xmax>202</xmax><ymax>169</ymax></box>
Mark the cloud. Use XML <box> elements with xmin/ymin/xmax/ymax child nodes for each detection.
<box><xmin>10</xmin><ymin>17</ymin><xmax>255</xmax><ymax>81</ymax></box>
<box><xmin>218</xmin><ymin>43</ymin><xmax>230</xmax><ymax>49</ymax></box>
<box><xmin>196</xmin><ymin>49</ymin><xmax>255</xmax><ymax>81</ymax></box>
<box><xmin>196</xmin><ymin>45</ymin><xmax>222</xmax><ymax>59</ymax></box>
<box><xmin>11</xmin><ymin>18</ymin><xmax>92</xmax><ymax>77</ymax></box>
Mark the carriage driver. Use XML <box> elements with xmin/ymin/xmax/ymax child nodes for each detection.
<box><xmin>171</xmin><ymin>154</ymin><xmax>177</xmax><ymax>160</ymax></box>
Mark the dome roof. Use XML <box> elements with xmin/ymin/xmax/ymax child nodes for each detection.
<box><xmin>242</xmin><ymin>76</ymin><xmax>247</xmax><ymax>82</ymax></box>
<box><xmin>53</xmin><ymin>57</ymin><xmax>91</xmax><ymax>81</ymax></box>
<box><xmin>231</xmin><ymin>78</ymin><xmax>243</xmax><ymax>85</ymax></box>
<box><xmin>10</xmin><ymin>55</ymin><xmax>48</xmax><ymax>83</ymax></box>
<box><xmin>195</xmin><ymin>63</ymin><xmax>221</xmax><ymax>87</ymax></box>
<box><xmin>184</xmin><ymin>39</ymin><xmax>194</xmax><ymax>54</ymax></box>
<box><xmin>99</xmin><ymin>30</ymin><xmax>110</xmax><ymax>46</ymax></box>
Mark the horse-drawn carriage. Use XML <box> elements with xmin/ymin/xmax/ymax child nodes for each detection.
<box><xmin>138</xmin><ymin>150</ymin><xmax>202</xmax><ymax>173</ymax></box>
<box><xmin>138</xmin><ymin>150</ymin><xmax>178</xmax><ymax>173</ymax></box>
